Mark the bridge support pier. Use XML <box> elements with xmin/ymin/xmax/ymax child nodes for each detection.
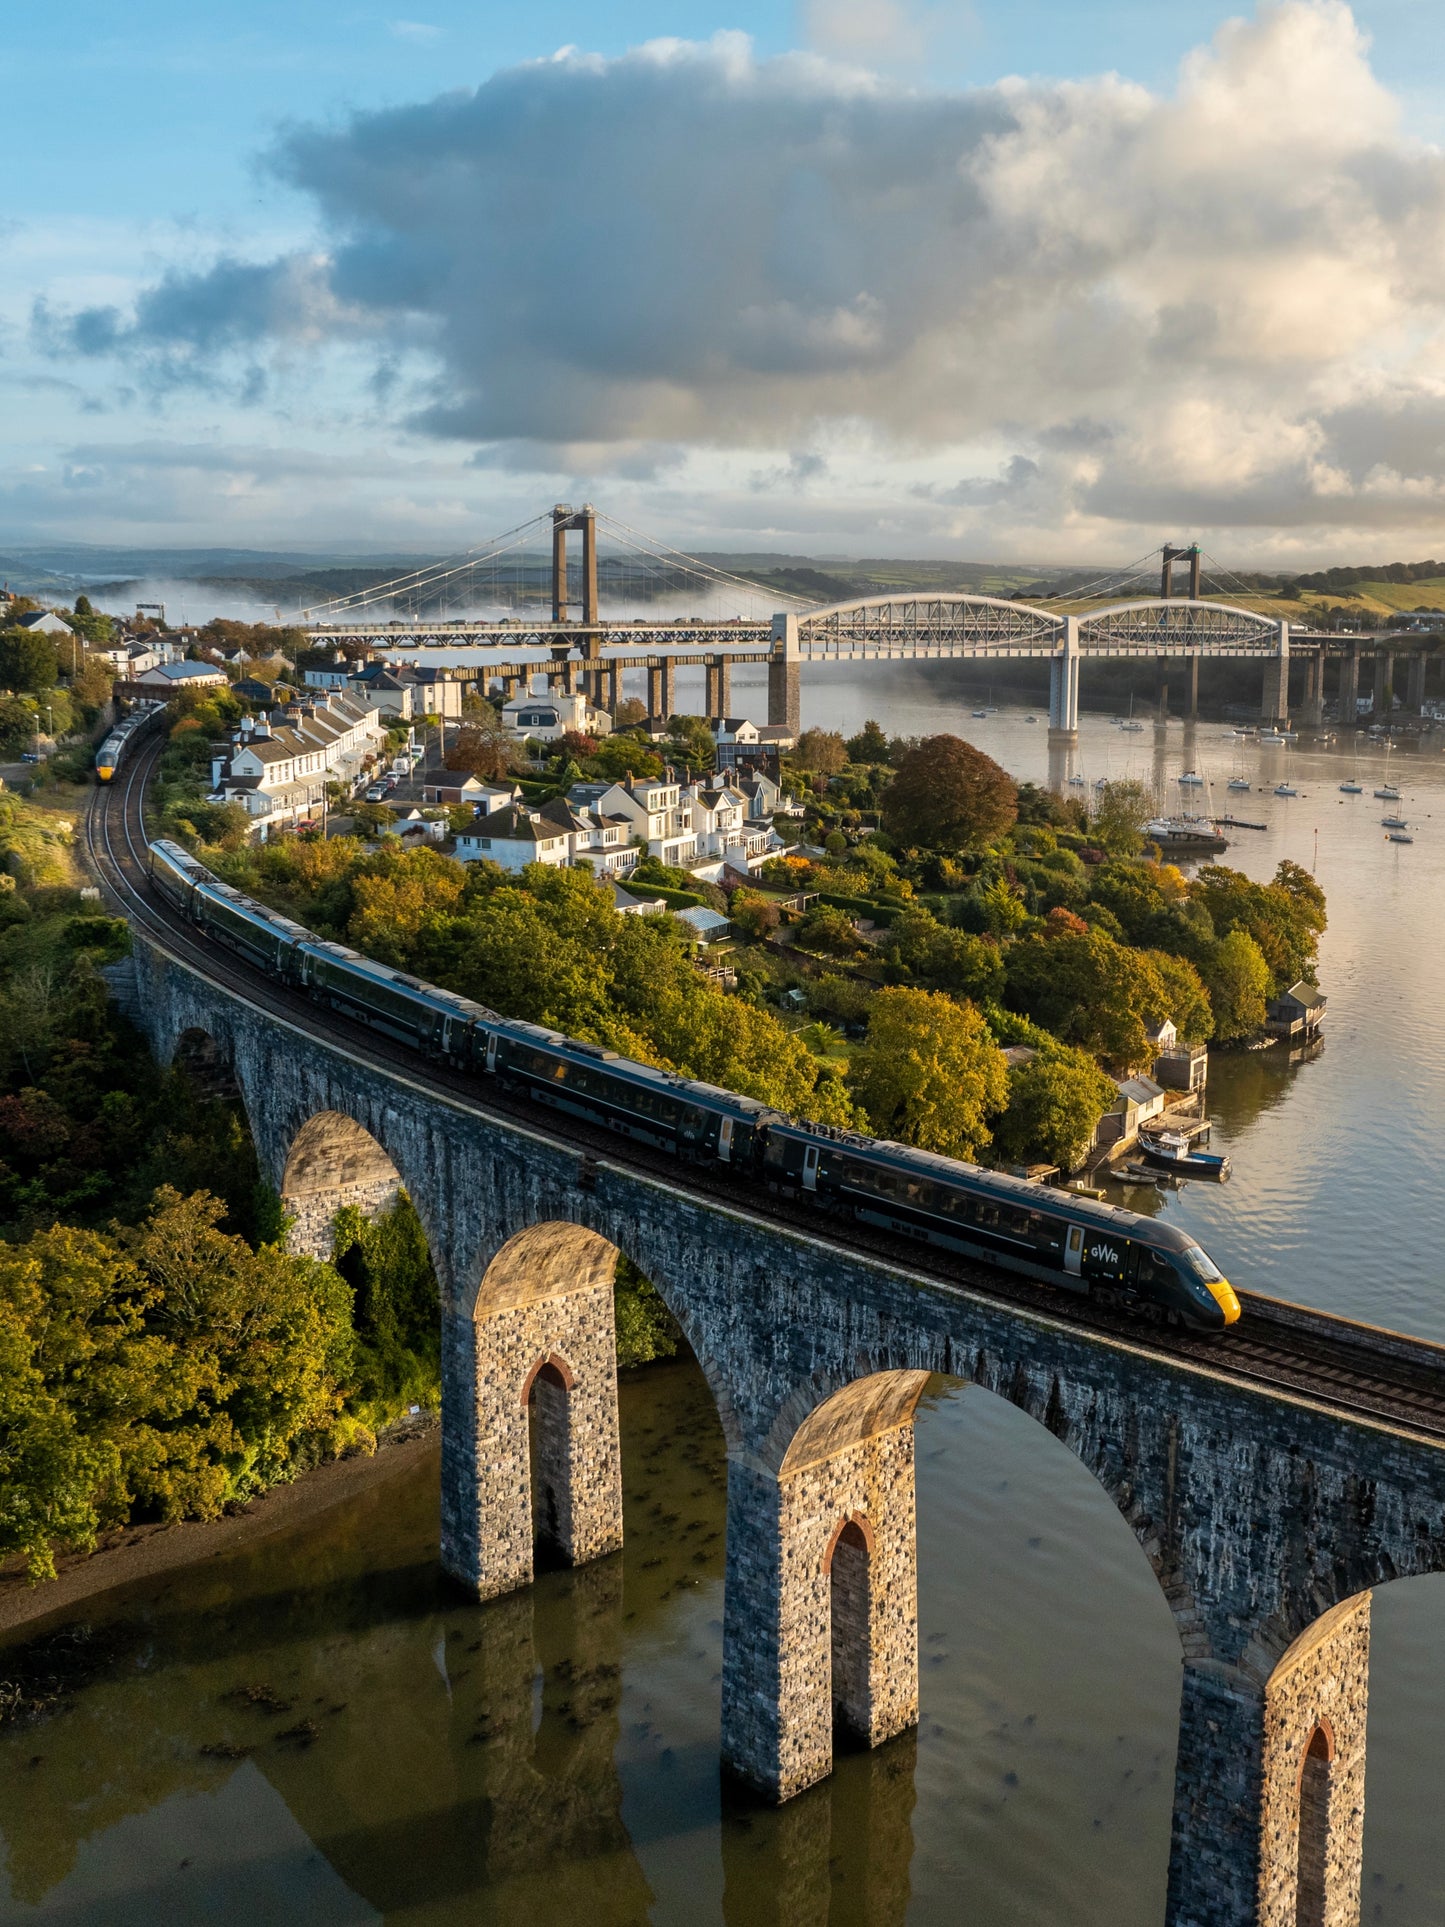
<box><xmin>599</xmin><ymin>663</ymin><xmax>619</xmax><ymax>717</ymax></box>
<box><xmin>648</xmin><ymin>659</ymin><xmax>675</xmax><ymax>724</ymax></box>
<box><xmin>1166</xmin><ymin>1593</ymin><xmax>1369</xmax><ymax>1927</ymax></box>
<box><xmin>769</xmin><ymin>614</ymin><xmax>803</xmax><ymax>736</ymax></box>
<box><xmin>706</xmin><ymin>656</ymin><xmax>732</xmax><ymax>722</ymax></box>
<box><xmin>1338</xmin><ymin>646</ymin><xmax>1360</xmax><ymax>728</ymax></box>
<box><xmin>721</xmin><ymin>1379</ymin><xmax>925</xmax><ymax>1802</ymax></box>
<box><xmin>1261</xmin><ymin>623</ymin><xmax>1291</xmax><ymax>727</ymax></box>
<box><xmin>441</xmin><ymin>1228</ymin><xmax>624</xmax><ymax>1602</ymax></box>
<box><xmin>1301</xmin><ymin>650</ymin><xmax>1325</xmax><ymax>730</ymax></box>
<box><xmin>1187</xmin><ymin>654</ymin><xmax>1199</xmax><ymax>720</ymax></box>
<box><xmin>1372</xmin><ymin>648</ymin><xmax>1393</xmax><ymax>720</ymax></box>
<box><xmin>1046</xmin><ymin>617</ymin><xmax>1080</xmax><ymax>743</ymax></box>
<box><xmin>1407</xmin><ymin>650</ymin><xmax>1427</xmax><ymax>716</ymax></box>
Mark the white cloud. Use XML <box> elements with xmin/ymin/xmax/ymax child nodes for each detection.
<box><xmin>23</xmin><ymin>3</ymin><xmax>1445</xmax><ymax>558</ymax></box>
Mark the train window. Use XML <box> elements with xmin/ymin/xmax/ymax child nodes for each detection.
<box><xmin>904</xmin><ymin>1179</ymin><xmax>934</xmax><ymax>1208</ymax></box>
<box><xmin>659</xmin><ymin>1100</ymin><xmax>678</xmax><ymax>1125</ymax></box>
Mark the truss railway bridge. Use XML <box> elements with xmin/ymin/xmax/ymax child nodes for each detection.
<box><xmin>85</xmin><ymin>728</ymin><xmax>1445</xmax><ymax>1927</ymax></box>
<box><xmin>299</xmin><ymin>504</ymin><xmax>1440</xmax><ymax>741</ymax></box>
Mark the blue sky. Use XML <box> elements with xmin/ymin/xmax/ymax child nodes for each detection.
<box><xmin>7</xmin><ymin>1</ymin><xmax>1445</xmax><ymax>563</ymax></box>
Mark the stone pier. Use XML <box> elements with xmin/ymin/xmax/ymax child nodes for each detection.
<box><xmin>722</xmin><ymin>1373</ymin><xmax>927</xmax><ymax>1800</ymax></box>
<box><xmin>1167</xmin><ymin>1595</ymin><xmax>1369</xmax><ymax>1927</ymax></box>
<box><xmin>706</xmin><ymin>655</ymin><xmax>732</xmax><ymax>721</ymax></box>
<box><xmin>1407</xmin><ymin>650</ymin><xmax>1427</xmax><ymax>716</ymax></box>
<box><xmin>1338</xmin><ymin>645</ymin><xmax>1360</xmax><ymax>727</ymax></box>
<box><xmin>281</xmin><ymin>1109</ymin><xmax>402</xmax><ymax>1257</ymax></box>
<box><xmin>648</xmin><ymin>658</ymin><xmax>676</xmax><ymax>723</ymax></box>
<box><xmin>442</xmin><ymin>1223</ymin><xmax>624</xmax><ymax>1600</ymax></box>
<box><xmin>1300</xmin><ymin>649</ymin><xmax>1326</xmax><ymax>729</ymax></box>
<box><xmin>1372</xmin><ymin>648</ymin><xmax>1393</xmax><ymax>719</ymax></box>
<box><xmin>769</xmin><ymin>613</ymin><xmax>802</xmax><ymax>734</ymax></box>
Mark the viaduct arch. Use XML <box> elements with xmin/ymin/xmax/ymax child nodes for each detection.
<box><xmin>135</xmin><ymin>935</ymin><xmax>1445</xmax><ymax>1924</ymax></box>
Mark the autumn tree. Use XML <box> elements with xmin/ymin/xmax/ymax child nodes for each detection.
<box><xmin>881</xmin><ymin>735</ymin><xmax>1017</xmax><ymax>850</ymax></box>
<box><xmin>444</xmin><ymin>707</ymin><xmax>514</xmax><ymax>781</ymax></box>
<box><xmin>792</xmin><ymin>728</ymin><xmax>848</xmax><ymax>775</ymax></box>
<box><xmin>1091</xmin><ymin>779</ymin><xmax>1153</xmax><ymax>854</ymax></box>
<box><xmin>848</xmin><ymin>986</ymin><xmax>1007</xmax><ymax>1160</ymax></box>
<box><xmin>1004</xmin><ymin>926</ymin><xmax>1168</xmax><ymax>1069</ymax></box>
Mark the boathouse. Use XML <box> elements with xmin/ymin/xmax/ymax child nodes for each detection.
<box><xmin>1265</xmin><ymin>981</ymin><xmax>1327</xmax><ymax>1042</ymax></box>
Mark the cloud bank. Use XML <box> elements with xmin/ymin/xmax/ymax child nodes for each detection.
<box><xmin>28</xmin><ymin>2</ymin><xmax>1445</xmax><ymax>556</ymax></box>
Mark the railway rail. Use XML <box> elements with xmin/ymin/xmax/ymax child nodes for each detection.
<box><xmin>86</xmin><ymin>728</ymin><xmax>1445</xmax><ymax>1447</ymax></box>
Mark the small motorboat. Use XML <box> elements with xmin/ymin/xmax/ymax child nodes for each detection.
<box><xmin>1227</xmin><ymin>778</ymin><xmax>1251</xmax><ymax>792</ymax></box>
<box><xmin>1067</xmin><ymin>773</ymin><xmax>1086</xmax><ymax>786</ymax></box>
<box><xmin>1388</xmin><ymin>831</ymin><xmax>1414</xmax><ymax>844</ymax></box>
<box><xmin>1382</xmin><ymin>815</ymin><xmax>1408</xmax><ymax>830</ymax></box>
<box><xmin>1375</xmin><ymin>785</ymin><xmax>1401</xmax><ymax>800</ymax></box>
<box><xmin>972</xmin><ymin>709</ymin><xmax>987</xmax><ymax>718</ymax></box>
<box><xmin>1258</xmin><ymin>730</ymin><xmax>1285</xmax><ymax>745</ymax></box>
<box><xmin>1138</xmin><ymin>1129</ymin><xmax>1232</xmax><ymax>1179</ymax></box>
<box><xmin>1178</xmin><ymin>771</ymin><xmax>1204</xmax><ymax>786</ymax></box>
<box><xmin>1122</xmin><ymin>720</ymin><xmax>1145</xmax><ymax>732</ymax></box>
<box><xmin>1274</xmin><ymin>783</ymin><xmax>1298</xmax><ymax>797</ymax></box>
<box><xmin>1339</xmin><ymin>781</ymin><xmax>1363</xmax><ymax>794</ymax></box>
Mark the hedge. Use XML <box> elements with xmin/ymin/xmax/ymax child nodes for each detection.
<box><xmin>623</xmin><ymin>881</ymin><xmax>708</xmax><ymax>910</ymax></box>
<box><xmin>815</xmin><ymin>891</ymin><xmax>904</xmax><ymax>928</ymax></box>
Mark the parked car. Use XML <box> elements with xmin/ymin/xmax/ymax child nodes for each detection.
<box><xmin>20</xmin><ymin>751</ymin><xmax>42</xmax><ymax>764</ymax></box>
<box><xmin>364</xmin><ymin>784</ymin><xmax>386</xmax><ymax>802</ymax></box>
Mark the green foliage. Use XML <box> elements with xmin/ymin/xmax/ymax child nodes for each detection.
<box><xmin>1005</xmin><ymin>926</ymin><xmax>1170</xmax><ymax>1069</ymax></box>
<box><xmin>884</xmin><ymin>904</ymin><xmax>1004</xmax><ymax>1001</ymax></box>
<box><xmin>1203</xmin><ymin>928</ymin><xmax>1273</xmax><ymax>1041</ymax></box>
<box><xmin>1192</xmin><ymin>860</ymin><xmax>1326</xmax><ymax>991</ymax></box>
<box><xmin>585</xmin><ymin>734</ymin><xmax>663</xmax><ymax>781</ymax></box>
<box><xmin>881</xmin><ymin>735</ymin><xmax>1018</xmax><ymax>851</ymax></box>
<box><xmin>0</xmin><ymin>632</ymin><xmax>60</xmax><ymax>695</ymax></box>
<box><xmin>614</xmin><ymin>1254</ymin><xmax>682</xmax><ymax>1368</ymax></box>
<box><xmin>796</xmin><ymin>903</ymin><xmax>870</xmax><ymax>957</ymax></box>
<box><xmin>1090</xmin><ymin>779</ymin><xmax>1152</xmax><ymax>854</ymax></box>
<box><xmin>792</xmin><ymin>728</ymin><xmax>848</xmax><ymax>776</ymax></box>
<box><xmin>993</xmin><ymin>1045</ymin><xmax>1116</xmax><ymax>1172</ymax></box>
<box><xmin>330</xmin><ymin>1193</ymin><xmax>440</xmax><ymax>1421</ymax></box>
<box><xmin>845</xmin><ymin>720</ymin><xmax>890</xmax><ymax>762</ymax></box>
<box><xmin>665</xmin><ymin>714</ymin><xmax>714</xmax><ymax>772</ymax></box>
<box><xmin>0</xmin><ymin>1191</ymin><xmax>356</xmax><ymax>1580</ymax></box>
<box><xmin>848</xmin><ymin>986</ymin><xmax>1008</xmax><ymax>1160</ymax></box>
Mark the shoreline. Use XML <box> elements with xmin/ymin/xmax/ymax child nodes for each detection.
<box><xmin>0</xmin><ymin>1420</ymin><xmax>438</xmax><ymax>1641</ymax></box>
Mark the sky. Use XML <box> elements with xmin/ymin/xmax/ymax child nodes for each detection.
<box><xmin>6</xmin><ymin>0</ymin><xmax>1445</xmax><ymax>566</ymax></box>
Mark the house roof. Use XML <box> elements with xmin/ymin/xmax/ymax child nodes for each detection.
<box><xmin>147</xmin><ymin>659</ymin><xmax>225</xmax><ymax>683</ymax></box>
<box><xmin>675</xmin><ymin>905</ymin><xmax>730</xmax><ymax>934</ymax></box>
<box><xmin>611</xmin><ymin>882</ymin><xmax>666</xmax><ymax>913</ymax></box>
<box><xmin>467</xmin><ymin>806</ymin><xmax>563</xmax><ymax>844</ymax></box>
<box><xmin>1114</xmin><ymin>1076</ymin><xmax>1165</xmax><ymax>1105</ymax></box>
<box><xmin>1281</xmin><ymin>980</ymin><xmax>1324</xmax><ymax>1005</ymax></box>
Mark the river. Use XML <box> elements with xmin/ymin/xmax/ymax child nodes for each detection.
<box><xmin>5</xmin><ymin>665</ymin><xmax>1445</xmax><ymax>1924</ymax></box>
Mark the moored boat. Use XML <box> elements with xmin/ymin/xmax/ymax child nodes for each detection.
<box><xmin>1143</xmin><ymin>815</ymin><xmax>1229</xmax><ymax>854</ymax></box>
<box><xmin>1138</xmin><ymin>1129</ymin><xmax>1232</xmax><ymax>1179</ymax></box>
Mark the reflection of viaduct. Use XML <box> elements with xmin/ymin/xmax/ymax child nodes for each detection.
<box><xmin>121</xmin><ymin>935</ymin><xmax>1445</xmax><ymax>1927</ymax></box>
<box><xmin>304</xmin><ymin>502</ymin><xmax>1444</xmax><ymax>739</ymax></box>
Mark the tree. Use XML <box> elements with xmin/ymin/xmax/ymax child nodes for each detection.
<box><xmin>585</xmin><ymin>734</ymin><xmax>663</xmax><ymax>782</ymax></box>
<box><xmin>792</xmin><ymin>728</ymin><xmax>848</xmax><ymax>776</ymax></box>
<box><xmin>1147</xmin><ymin>949</ymin><xmax>1214</xmax><ymax>1044</ymax></box>
<box><xmin>0</xmin><ymin>632</ymin><xmax>59</xmax><ymax>695</ymax></box>
<box><xmin>881</xmin><ymin>735</ymin><xmax>1017</xmax><ymax>850</ymax></box>
<box><xmin>444</xmin><ymin>710</ymin><xmax>513</xmax><ymax>781</ymax></box>
<box><xmin>886</xmin><ymin>904</ymin><xmax>1004</xmax><ymax>1001</ymax></box>
<box><xmin>729</xmin><ymin>890</ymin><xmax>780</xmax><ymax>938</ymax></box>
<box><xmin>846</xmin><ymin>720</ymin><xmax>890</xmax><ymax>763</ymax></box>
<box><xmin>614</xmin><ymin>695</ymin><xmax>648</xmax><ymax>728</ymax></box>
<box><xmin>848</xmin><ymin>987</ymin><xmax>1008</xmax><ymax>1160</ymax></box>
<box><xmin>993</xmin><ymin>1045</ymin><xmax>1116</xmax><ymax>1172</ymax></box>
<box><xmin>331</xmin><ymin>1192</ymin><xmax>439</xmax><ymax>1415</ymax></box>
<box><xmin>666</xmin><ymin>714</ymin><xmax>714</xmax><ymax>772</ymax></box>
<box><xmin>1004</xmin><ymin>927</ymin><xmax>1168</xmax><ymax>1069</ymax></box>
<box><xmin>796</xmin><ymin>903</ymin><xmax>869</xmax><ymax>957</ymax></box>
<box><xmin>1091</xmin><ymin>779</ymin><xmax>1152</xmax><ymax>854</ymax></box>
<box><xmin>1193</xmin><ymin>860</ymin><xmax>1326</xmax><ymax>991</ymax></box>
<box><xmin>1203</xmin><ymin>929</ymin><xmax>1272</xmax><ymax>1041</ymax></box>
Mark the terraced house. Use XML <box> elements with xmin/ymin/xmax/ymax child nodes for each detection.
<box><xmin>210</xmin><ymin>694</ymin><xmax>387</xmax><ymax>832</ymax></box>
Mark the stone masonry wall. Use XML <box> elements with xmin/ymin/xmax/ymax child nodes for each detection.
<box><xmin>723</xmin><ymin>1419</ymin><xmax>918</xmax><ymax>1799</ymax></box>
<box><xmin>448</xmin><ymin>1283</ymin><xmax>623</xmax><ymax>1600</ymax></box>
<box><xmin>1258</xmin><ymin>1594</ymin><xmax>1369</xmax><ymax>1927</ymax></box>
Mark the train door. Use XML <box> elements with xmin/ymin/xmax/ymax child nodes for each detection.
<box><xmin>802</xmin><ymin>1144</ymin><xmax>820</xmax><ymax>1192</ymax></box>
<box><xmin>484</xmin><ymin>1032</ymin><xmax>499</xmax><ymax>1073</ymax></box>
<box><xmin>718</xmin><ymin>1115</ymin><xmax>734</xmax><ymax>1164</ymax></box>
<box><xmin>1063</xmin><ymin>1225</ymin><xmax>1085</xmax><ymax>1277</ymax></box>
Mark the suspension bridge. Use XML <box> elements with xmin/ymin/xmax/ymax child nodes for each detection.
<box><xmin>297</xmin><ymin>506</ymin><xmax>1428</xmax><ymax>736</ymax></box>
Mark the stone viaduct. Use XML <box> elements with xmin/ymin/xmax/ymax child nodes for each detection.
<box><xmin>131</xmin><ymin>933</ymin><xmax>1445</xmax><ymax>1927</ymax></box>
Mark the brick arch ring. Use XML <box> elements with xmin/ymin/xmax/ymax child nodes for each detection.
<box><xmin>822</xmin><ymin>1511</ymin><xmax>876</xmax><ymax>1575</ymax></box>
<box><xmin>520</xmin><ymin>1352</ymin><xmax>576</xmax><ymax>1407</ymax></box>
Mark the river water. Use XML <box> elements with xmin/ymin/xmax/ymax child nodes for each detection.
<box><xmin>5</xmin><ymin>665</ymin><xmax>1445</xmax><ymax>1924</ymax></box>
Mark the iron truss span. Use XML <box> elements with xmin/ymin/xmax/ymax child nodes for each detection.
<box><xmin>85</xmin><ymin>724</ymin><xmax>1445</xmax><ymax>1446</ymax></box>
<box><xmin>1076</xmin><ymin>598</ymin><xmax>1282</xmax><ymax>656</ymax></box>
<box><xmin>794</xmin><ymin>594</ymin><xmax>1065</xmax><ymax>660</ymax></box>
<box><xmin>305</xmin><ymin>620</ymin><xmax>773</xmax><ymax>652</ymax></box>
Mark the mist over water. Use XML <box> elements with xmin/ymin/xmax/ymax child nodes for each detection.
<box><xmin>6</xmin><ymin>667</ymin><xmax>1445</xmax><ymax>1923</ymax></box>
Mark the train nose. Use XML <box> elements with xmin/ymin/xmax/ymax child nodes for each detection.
<box><xmin>1206</xmin><ymin>1279</ymin><xmax>1242</xmax><ymax>1326</ymax></box>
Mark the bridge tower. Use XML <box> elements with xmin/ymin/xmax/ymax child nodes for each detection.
<box><xmin>1160</xmin><ymin>544</ymin><xmax>1203</xmax><ymax>600</ymax></box>
<box><xmin>551</xmin><ymin>504</ymin><xmax>599</xmax><ymax>626</ymax></box>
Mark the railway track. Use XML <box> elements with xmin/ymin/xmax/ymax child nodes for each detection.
<box><xmin>85</xmin><ymin>735</ymin><xmax>1445</xmax><ymax>1447</ymax></box>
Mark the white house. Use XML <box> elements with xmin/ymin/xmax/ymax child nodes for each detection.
<box><xmin>594</xmin><ymin>774</ymin><xmax>696</xmax><ymax>868</ymax></box>
<box><xmin>685</xmin><ymin>773</ymin><xmax>772</xmax><ymax>867</ymax></box>
<box><xmin>453</xmin><ymin>805</ymin><xmax>573</xmax><ymax>872</ymax></box>
<box><xmin>136</xmin><ymin>659</ymin><xmax>226</xmax><ymax>691</ymax></box>
<box><xmin>712</xmin><ymin>715</ymin><xmax>796</xmax><ymax>770</ymax></box>
<box><xmin>15</xmin><ymin>610</ymin><xmax>74</xmax><ymax>638</ymax></box>
<box><xmin>303</xmin><ymin>655</ymin><xmax>354</xmax><ymax>692</ymax></box>
<box><xmin>502</xmin><ymin>688</ymin><xmax>612</xmax><ymax>742</ymax></box>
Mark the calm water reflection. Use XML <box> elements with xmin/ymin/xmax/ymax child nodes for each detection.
<box><xmin>7</xmin><ymin>670</ymin><xmax>1445</xmax><ymax>1921</ymax></box>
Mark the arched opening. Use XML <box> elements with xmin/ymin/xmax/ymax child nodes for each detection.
<box><xmin>281</xmin><ymin>1109</ymin><xmax>402</xmax><ymax>1260</ymax></box>
<box><xmin>524</xmin><ymin>1354</ymin><xmax>575</xmax><ymax>1564</ymax></box>
<box><xmin>1296</xmin><ymin>1722</ymin><xmax>1334</xmax><ymax>1926</ymax></box>
<box><xmin>827</xmin><ymin>1514</ymin><xmax>875</xmax><ymax>1742</ymax></box>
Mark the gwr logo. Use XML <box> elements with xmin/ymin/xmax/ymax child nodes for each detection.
<box><xmin>1089</xmin><ymin>1243</ymin><xmax>1120</xmax><ymax>1266</ymax></box>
